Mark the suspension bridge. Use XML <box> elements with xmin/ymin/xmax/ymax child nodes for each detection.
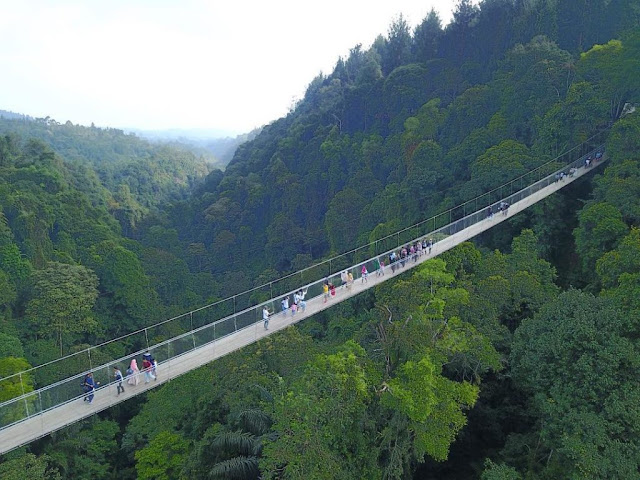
<box><xmin>0</xmin><ymin>134</ymin><xmax>607</xmax><ymax>454</ymax></box>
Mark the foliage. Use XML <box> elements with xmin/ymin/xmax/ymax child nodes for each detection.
<box><xmin>481</xmin><ymin>459</ymin><xmax>521</xmax><ymax>480</ymax></box>
<box><xmin>46</xmin><ymin>420</ymin><xmax>119</xmax><ymax>480</ymax></box>
<box><xmin>573</xmin><ymin>202</ymin><xmax>628</xmax><ymax>279</ymax></box>
<box><xmin>24</xmin><ymin>262</ymin><xmax>99</xmax><ymax>354</ymax></box>
<box><xmin>261</xmin><ymin>341</ymin><xmax>376</xmax><ymax>479</ymax></box>
<box><xmin>510</xmin><ymin>290</ymin><xmax>640</xmax><ymax>479</ymax></box>
<box><xmin>0</xmin><ymin>453</ymin><xmax>61</xmax><ymax>480</ymax></box>
<box><xmin>135</xmin><ymin>430</ymin><xmax>190</xmax><ymax>480</ymax></box>
<box><xmin>578</xmin><ymin>31</ymin><xmax>640</xmax><ymax>121</ymax></box>
<box><xmin>1</xmin><ymin>2</ymin><xmax>639</xmax><ymax>479</ymax></box>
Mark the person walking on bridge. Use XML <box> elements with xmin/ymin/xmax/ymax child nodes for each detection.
<box><xmin>296</xmin><ymin>289</ymin><xmax>307</xmax><ymax>312</ymax></box>
<box><xmin>113</xmin><ymin>366</ymin><xmax>125</xmax><ymax>395</ymax></box>
<box><xmin>281</xmin><ymin>296</ymin><xmax>289</xmax><ymax>316</ymax></box>
<box><xmin>142</xmin><ymin>357</ymin><xmax>153</xmax><ymax>384</ymax></box>
<box><xmin>143</xmin><ymin>351</ymin><xmax>157</xmax><ymax>381</ymax></box>
<box><xmin>263</xmin><ymin>306</ymin><xmax>272</xmax><ymax>330</ymax></box>
<box><xmin>127</xmin><ymin>358</ymin><xmax>140</xmax><ymax>386</ymax></box>
<box><xmin>82</xmin><ymin>372</ymin><xmax>99</xmax><ymax>404</ymax></box>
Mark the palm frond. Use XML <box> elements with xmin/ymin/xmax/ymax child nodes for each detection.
<box><xmin>251</xmin><ymin>383</ymin><xmax>274</xmax><ymax>403</ymax></box>
<box><xmin>210</xmin><ymin>431</ymin><xmax>259</xmax><ymax>456</ymax></box>
<box><xmin>209</xmin><ymin>455</ymin><xmax>259</xmax><ymax>480</ymax></box>
<box><xmin>237</xmin><ymin>408</ymin><xmax>272</xmax><ymax>435</ymax></box>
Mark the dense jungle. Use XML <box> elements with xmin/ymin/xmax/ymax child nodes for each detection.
<box><xmin>1</xmin><ymin>0</ymin><xmax>640</xmax><ymax>478</ymax></box>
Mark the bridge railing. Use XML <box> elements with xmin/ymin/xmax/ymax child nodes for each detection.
<box><xmin>0</xmin><ymin>132</ymin><xmax>608</xmax><ymax>431</ymax></box>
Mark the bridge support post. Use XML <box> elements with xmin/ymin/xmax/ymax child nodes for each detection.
<box><xmin>20</xmin><ymin>373</ymin><xmax>29</xmax><ymax>418</ymax></box>
<box><xmin>39</xmin><ymin>391</ymin><xmax>44</xmax><ymax>432</ymax></box>
<box><xmin>191</xmin><ymin>313</ymin><xmax>196</xmax><ymax>349</ymax></box>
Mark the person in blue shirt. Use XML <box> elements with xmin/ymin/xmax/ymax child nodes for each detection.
<box><xmin>82</xmin><ymin>372</ymin><xmax>99</xmax><ymax>403</ymax></box>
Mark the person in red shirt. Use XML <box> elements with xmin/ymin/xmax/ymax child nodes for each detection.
<box><xmin>142</xmin><ymin>357</ymin><xmax>153</xmax><ymax>383</ymax></box>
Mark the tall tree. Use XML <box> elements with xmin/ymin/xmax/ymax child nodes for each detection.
<box><xmin>413</xmin><ymin>9</ymin><xmax>442</xmax><ymax>63</ymax></box>
<box><xmin>442</xmin><ymin>0</ymin><xmax>480</xmax><ymax>63</ymax></box>
<box><xmin>381</xmin><ymin>14</ymin><xmax>413</xmax><ymax>75</ymax></box>
<box><xmin>25</xmin><ymin>262</ymin><xmax>99</xmax><ymax>355</ymax></box>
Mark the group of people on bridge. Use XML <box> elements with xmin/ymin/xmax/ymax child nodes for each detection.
<box><xmin>555</xmin><ymin>149</ymin><xmax>602</xmax><ymax>182</ymax></box>
<box><xmin>486</xmin><ymin>201</ymin><xmax>510</xmax><ymax>219</ymax></box>
<box><xmin>81</xmin><ymin>351</ymin><xmax>157</xmax><ymax>403</ymax></box>
<box><xmin>261</xmin><ymin>236</ymin><xmax>442</xmax><ymax>330</ymax></box>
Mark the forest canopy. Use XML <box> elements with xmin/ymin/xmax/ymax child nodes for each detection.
<box><xmin>1</xmin><ymin>0</ymin><xmax>640</xmax><ymax>478</ymax></box>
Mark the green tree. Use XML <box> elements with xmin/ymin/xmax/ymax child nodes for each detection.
<box><xmin>0</xmin><ymin>356</ymin><xmax>33</xmax><ymax>402</ymax></box>
<box><xmin>496</xmin><ymin>36</ymin><xmax>574</xmax><ymax>144</ymax></box>
<box><xmin>596</xmin><ymin>227</ymin><xmax>640</xmax><ymax>289</ymax></box>
<box><xmin>88</xmin><ymin>240</ymin><xmax>160</xmax><ymax>332</ymax></box>
<box><xmin>592</xmin><ymin>158</ymin><xmax>640</xmax><ymax>225</ymax></box>
<box><xmin>381</xmin><ymin>14</ymin><xmax>413</xmax><ymax>75</ymax></box>
<box><xmin>467</xmin><ymin>140</ymin><xmax>535</xmax><ymax>196</ymax></box>
<box><xmin>0</xmin><ymin>356</ymin><xmax>34</xmax><ymax>425</ymax></box>
<box><xmin>578</xmin><ymin>31</ymin><xmax>640</xmax><ymax>121</ymax></box>
<box><xmin>45</xmin><ymin>420</ymin><xmax>119</xmax><ymax>480</ymax></box>
<box><xmin>573</xmin><ymin>202</ymin><xmax>628</xmax><ymax>280</ymax></box>
<box><xmin>413</xmin><ymin>9</ymin><xmax>442</xmax><ymax>63</ymax></box>
<box><xmin>481</xmin><ymin>459</ymin><xmax>521</xmax><ymax>480</ymax></box>
<box><xmin>324</xmin><ymin>188</ymin><xmax>368</xmax><ymax>252</ymax></box>
<box><xmin>511</xmin><ymin>290</ymin><xmax>640</xmax><ymax>479</ymax></box>
<box><xmin>261</xmin><ymin>341</ymin><xmax>376</xmax><ymax>479</ymax></box>
<box><xmin>0</xmin><ymin>242</ymin><xmax>32</xmax><ymax>285</ymax></box>
<box><xmin>0</xmin><ymin>332</ymin><xmax>24</xmax><ymax>358</ymax></box>
<box><xmin>0</xmin><ymin>269</ymin><xmax>17</xmax><ymax>311</ymax></box>
<box><xmin>368</xmin><ymin>260</ymin><xmax>499</xmax><ymax>477</ymax></box>
<box><xmin>0</xmin><ymin>453</ymin><xmax>61</xmax><ymax>480</ymax></box>
<box><xmin>135</xmin><ymin>430</ymin><xmax>190</xmax><ymax>480</ymax></box>
<box><xmin>25</xmin><ymin>262</ymin><xmax>98</xmax><ymax>354</ymax></box>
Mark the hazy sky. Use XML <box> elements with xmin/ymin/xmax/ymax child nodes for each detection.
<box><xmin>1</xmin><ymin>1</ymin><xmax>460</xmax><ymax>135</ymax></box>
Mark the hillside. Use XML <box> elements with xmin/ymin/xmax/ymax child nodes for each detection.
<box><xmin>0</xmin><ymin>116</ymin><xmax>211</xmax><ymax>235</ymax></box>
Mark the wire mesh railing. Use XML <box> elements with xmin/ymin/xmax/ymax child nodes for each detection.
<box><xmin>0</xmin><ymin>131</ymin><xmax>608</xmax><ymax>432</ymax></box>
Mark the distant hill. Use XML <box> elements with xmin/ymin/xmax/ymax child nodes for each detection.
<box><xmin>0</xmin><ymin>109</ymin><xmax>33</xmax><ymax>121</ymax></box>
<box><xmin>130</xmin><ymin>127</ymin><xmax>262</xmax><ymax>170</ymax></box>
<box><xmin>0</xmin><ymin>115</ymin><xmax>211</xmax><ymax>235</ymax></box>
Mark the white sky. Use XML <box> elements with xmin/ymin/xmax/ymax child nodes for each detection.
<box><xmin>0</xmin><ymin>0</ymin><xmax>459</xmax><ymax>135</ymax></box>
